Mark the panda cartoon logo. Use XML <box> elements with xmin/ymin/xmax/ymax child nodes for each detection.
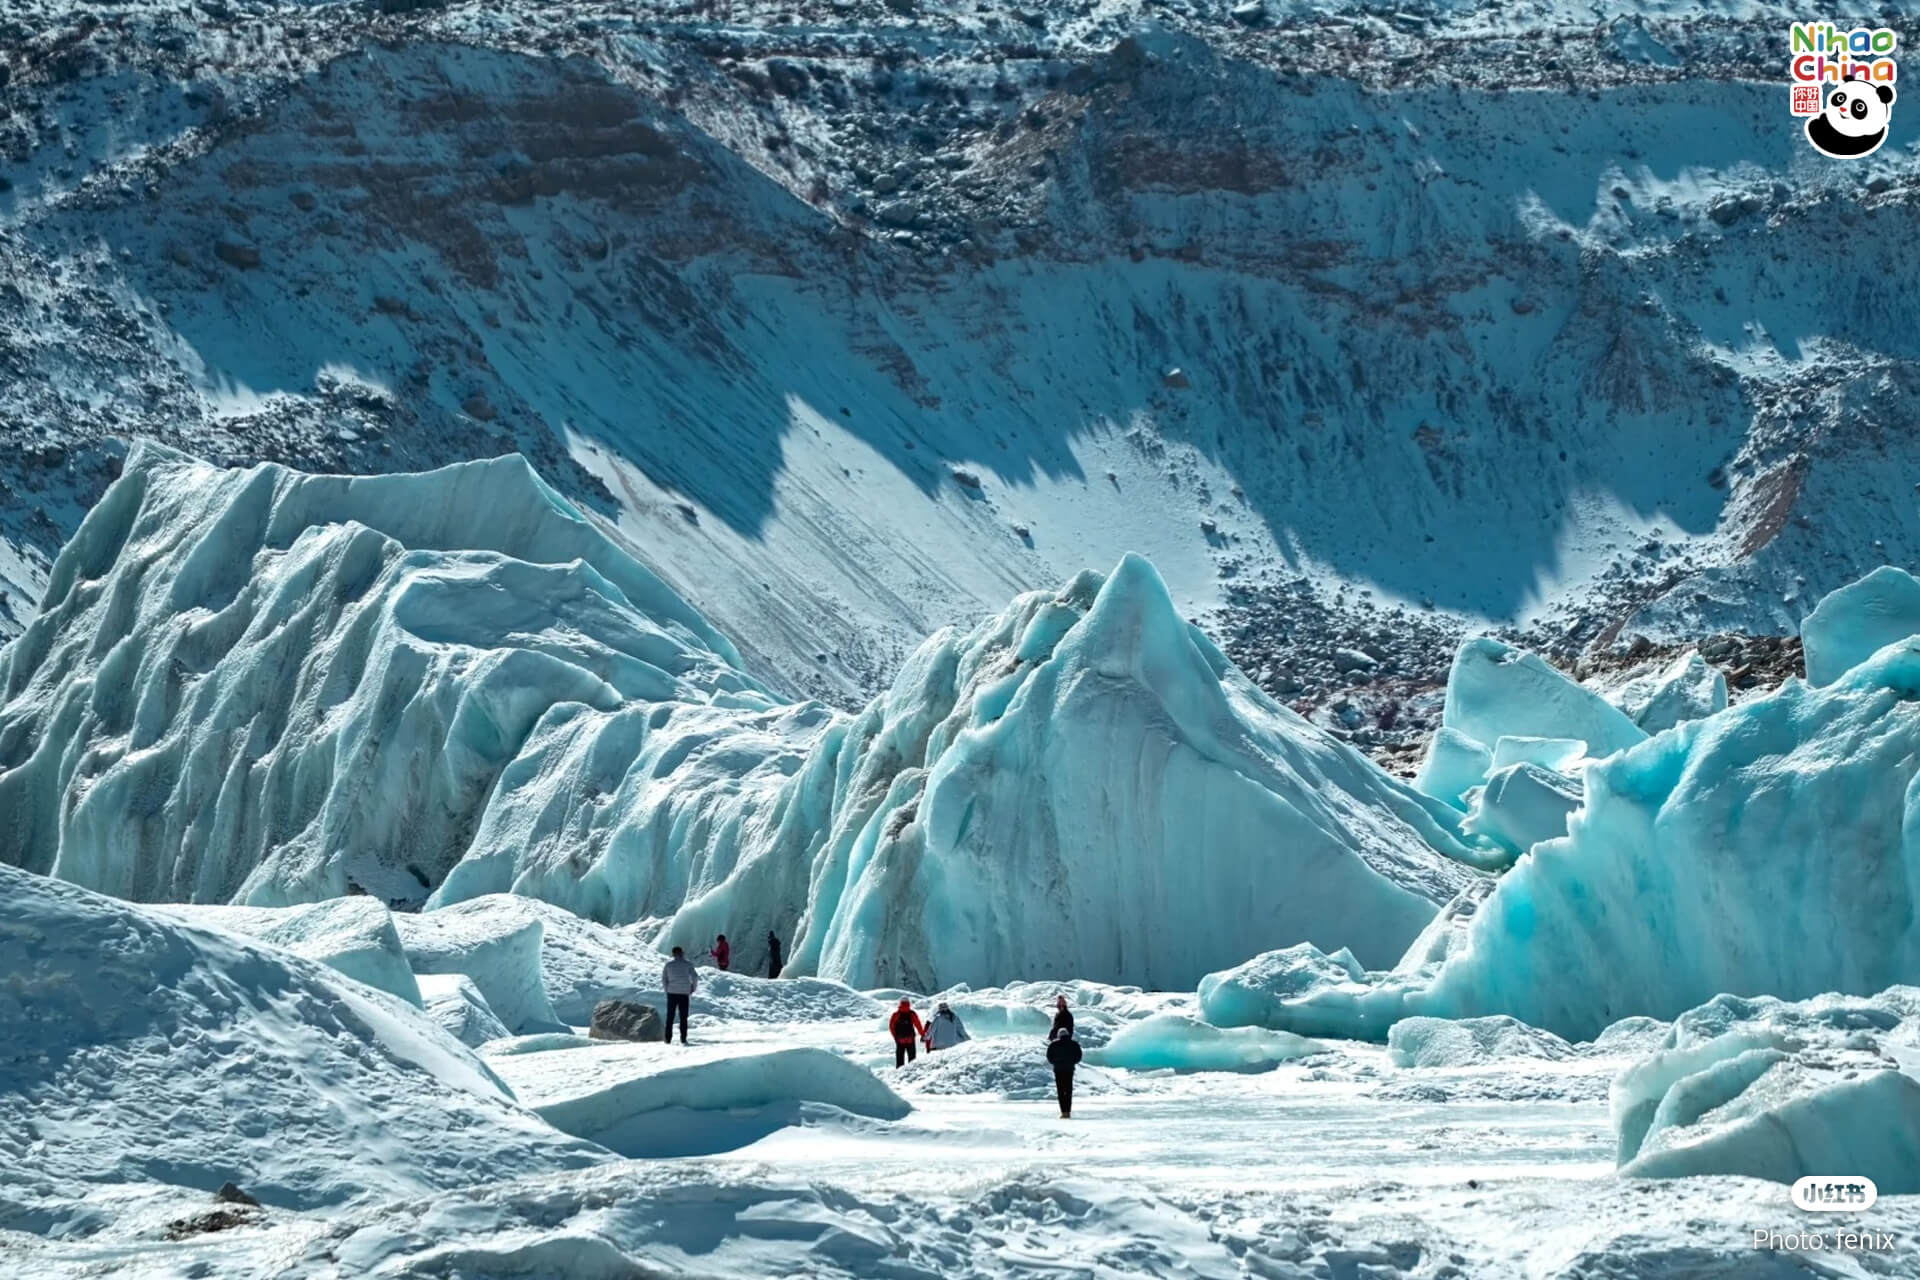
<box><xmin>1806</xmin><ymin>79</ymin><xmax>1896</xmax><ymax>158</ymax></box>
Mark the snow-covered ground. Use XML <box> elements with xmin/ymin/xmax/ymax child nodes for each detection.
<box><xmin>13</xmin><ymin>996</ymin><xmax>1919</xmax><ymax>1279</ymax></box>
<box><xmin>4</xmin><ymin>869</ymin><xmax>1916</xmax><ymax>1279</ymax></box>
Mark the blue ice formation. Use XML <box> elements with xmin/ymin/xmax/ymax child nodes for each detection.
<box><xmin>1413</xmin><ymin>637</ymin><xmax>1645</xmax><ymax>809</ymax></box>
<box><xmin>1604</xmin><ymin>651</ymin><xmax>1727</xmax><ymax>734</ymax></box>
<box><xmin>0</xmin><ymin>448</ymin><xmax>1486</xmax><ymax>991</ymax></box>
<box><xmin>1206</xmin><ymin>632</ymin><xmax>1920</xmax><ymax>1041</ymax></box>
<box><xmin>1801</xmin><ymin>564</ymin><xmax>1920</xmax><ymax>687</ymax></box>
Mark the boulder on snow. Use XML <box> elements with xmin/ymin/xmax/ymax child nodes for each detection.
<box><xmin>1801</xmin><ymin>565</ymin><xmax>1920</xmax><ymax>686</ymax></box>
<box><xmin>1333</xmin><ymin>647</ymin><xmax>1378</xmax><ymax>673</ymax></box>
<box><xmin>589</xmin><ymin>998</ymin><xmax>664</xmax><ymax>1042</ymax></box>
<box><xmin>213</xmin><ymin>239</ymin><xmax>261</xmax><ymax>269</ymax></box>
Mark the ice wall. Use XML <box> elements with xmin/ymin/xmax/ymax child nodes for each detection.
<box><xmin>446</xmin><ymin>555</ymin><xmax>1489</xmax><ymax>989</ymax></box>
<box><xmin>1</xmin><ymin>449</ymin><xmax>1486</xmax><ymax>991</ymax></box>
<box><xmin>0</xmin><ymin>444</ymin><xmax>766</xmax><ymax>908</ymax></box>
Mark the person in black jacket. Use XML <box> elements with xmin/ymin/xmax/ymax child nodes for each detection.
<box><xmin>766</xmin><ymin>930</ymin><xmax>783</xmax><ymax>979</ymax></box>
<box><xmin>1046</xmin><ymin>1026</ymin><xmax>1082</xmax><ymax>1118</ymax></box>
<box><xmin>1050</xmin><ymin>995</ymin><xmax>1074</xmax><ymax>1038</ymax></box>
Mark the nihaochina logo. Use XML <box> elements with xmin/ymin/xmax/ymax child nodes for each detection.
<box><xmin>1790</xmin><ymin>23</ymin><xmax>1898</xmax><ymax>158</ymax></box>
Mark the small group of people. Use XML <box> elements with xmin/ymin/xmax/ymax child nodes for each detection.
<box><xmin>658</xmin><ymin>929</ymin><xmax>785</xmax><ymax>1044</ymax></box>
<box><xmin>699</xmin><ymin>930</ymin><xmax>784</xmax><ymax>979</ymax></box>
<box><xmin>887</xmin><ymin>997</ymin><xmax>971</xmax><ymax>1066</ymax></box>
<box><xmin>663</xmin><ymin>938</ymin><xmax>1082</xmax><ymax>1118</ymax></box>
<box><xmin>888</xmin><ymin>993</ymin><xmax>1083</xmax><ymax>1119</ymax></box>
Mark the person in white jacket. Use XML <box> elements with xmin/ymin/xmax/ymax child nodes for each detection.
<box><xmin>662</xmin><ymin>946</ymin><xmax>698</xmax><ymax>1045</ymax></box>
<box><xmin>925</xmin><ymin>1001</ymin><xmax>969</xmax><ymax>1051</ymax></box>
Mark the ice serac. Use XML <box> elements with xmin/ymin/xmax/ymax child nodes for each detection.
<box><xmin>1603</xmin><ymin>651</ymin><xmax>1728</xmax><ymax>734</ymax></box>
<box><xmin>418</xmin><ymin>974</ymin><xmax>514</xmax><ymax>1048</ymax></box>
<box><xmin>1612</xmin><ymin>988</ymin><xmax>1920</xmax><ymax>1193</ymax></box>
<box><xmin>1416</xmin><ymin>638</ymin><xmax>1644</xmax><ymax>811</ymax></box>
<box><xmin>2</xmin><ymin>449</ymin><xmax>1485</xmax><ymax>991</ymax></box>
<box><xmin>1801</xmin><ymin>565</ymin><xmax>1920</xmax><ymax>686</ymax></box>
<box><xmin>0</xmin><ymin>444</ymin><xmax>766</xmax><ymax>908</ymax></box>
<box><xmin>1459</xmin><ymin>762</ymin><xmax>1583</xmax><ymax>857</ymax></box>
<box><xmin>439</xmin><ymin>551</ymin><xmax>1486</xmax><ymax>990</ymax></box>
<box><xmin>782</xmin><ymin>553</ymin><xmax>1487</xmax><ymax>988</ymax></box>
<box><xmin>396</xmin><ymin>898</ymin><xmax>568</xmax><ymax>1035</ymax></box>
<box><xmin>1240</xmin><ymin>639</ymin><xmax>1920</xmax><ymax>1041</ymax></box>
<box><xmin>0</xmin><ymin>865</ymin><xmax>603</xmax><ymax>1224</ymax></box>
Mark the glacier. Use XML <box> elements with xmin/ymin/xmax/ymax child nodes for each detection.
<box><xmin>0</xmin><ymin>447</ymin><xmax>1485</xmax><ymax>990</ymax></box>
<box><xmin>1209</xmin><ymin>633</ymin><xmax>1920</xmax><ymax>1042</ymax></box>
<box><xmin>0</xmin><ymin>442</ymin><xmax>764</xmax><ymax>908</ymax></box>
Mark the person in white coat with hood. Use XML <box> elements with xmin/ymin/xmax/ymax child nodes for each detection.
<box><xmin>925</xmin><ymin>1001</ymin><xmax>970</xmax><ymax>1051</ymax></box>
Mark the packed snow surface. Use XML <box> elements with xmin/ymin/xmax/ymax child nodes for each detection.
<box><xmin>1612</xmin><ymin>987</ymin><xmax>1920</xmax><ymax>1193</ymax></box>
<box><xmin>0</xmin><ymin>865</ymin><xmax>604</xmax><ymax>1227</ymax></box>
<box><xmin>487</xmin><ymin>1043</ymin><xmax>911</xmax><ymax>1158</ymax></box>
<box><xmin>0</xmin><ymin>447</ymin><xmax>1484</xmax><ymax>989</ymax></box>
<box><xmin>155</xmin><ymin>896</ymin><xmax>421</xmax><ymax>1006</ymax></box>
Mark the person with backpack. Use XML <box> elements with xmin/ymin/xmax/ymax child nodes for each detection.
<box><xmin>661</xmin><ymin>946</ymin><xmax>698</xmax><ymax>1045</ymax></box>
<box><xmin>888</xmin><ymin>998</ymin><xmax>927</xmax><ymax>1068</ymax></box>
<box><xmin>710</xmin><ymin>934</ymin><xmax>730</xmax><ymax>971</ymax></box>
<box><xmin>766</xmin><ymin>930</ymin><xmax>782</xmax><ymax>979</ymax></box>
<box><xmin>1046</xmin><ymin>1026</ymin><xmax>1082</xmax><ymax>1118</ymax></box>
<box><xmin>925</xmin><ymin>1001</ymin><xmax>969</xmax><ymax>1051</ymax></box>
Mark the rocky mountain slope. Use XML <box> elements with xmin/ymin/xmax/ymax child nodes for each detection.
<box><xmin>4</xmin><ymin>0</ymin><xmax>1917</xmax><ymax>735</ymax></box>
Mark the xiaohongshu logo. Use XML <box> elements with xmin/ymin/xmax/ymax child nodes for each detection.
<box><xmin>1790</xmin><ymin>23</ymin><xmax>1898</xmax><ymax>158</ymax></box>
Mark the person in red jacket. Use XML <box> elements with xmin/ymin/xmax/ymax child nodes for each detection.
<box><xmin>710</xmin><ymin>934</ymin><xmax>730</xmax><ymax>971</ymax></box>
<box><xmin>888</xmin><ymin>998</ymin><xmax>927</xmax><ymax>1068</ymax></box>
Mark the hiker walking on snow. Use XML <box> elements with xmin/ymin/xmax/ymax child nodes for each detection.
<box><xmin>925</xmin><ymin>1001</ymin><xmax>969</xmax><ymax>1051</ymax></box>
<box><xmin>710</xmin><ymin>934</ymin><xmax>730</xmax><ymax>971</ymax></box>
<box><xmin>662</xmin><ymin>946</ymin><xmax>698</xmax><ymax>1045</ymax></box>
<box><xmin>766</xmin><ymin>930</ymin><xmax>783</xmax><ymax>979</ymax></box>
<box><xmin>1047</xmin><ymin>1026</ymin><xmax>1082</xmax><ymax>1118</ymax></box>
<box><xmin>889</xmin><ymin>998</ymin><xmax>927</xmax><ymax>1068</ymax></box>
<box><xmin>1050</xmin><ymin>995</ymin><xmax>1074</xmax><ymax>1038</ymax></box>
